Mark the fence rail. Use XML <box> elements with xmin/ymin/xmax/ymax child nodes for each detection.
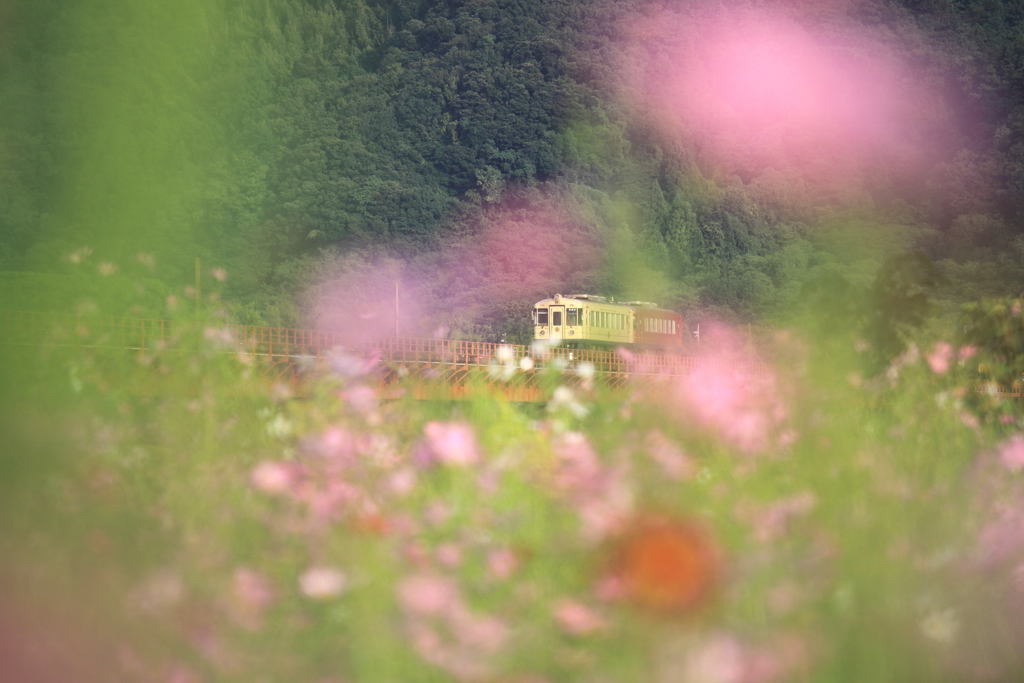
<box><xmin>2</xmin><ymin>310</ymin><xmax>771</xmax><ymax>379</ymax></box>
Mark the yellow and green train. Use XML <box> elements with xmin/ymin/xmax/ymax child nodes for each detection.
<box><xmin>532</xmin><ymin>294</ymin><xmax>685</xmax><ymax>349</ymax></box>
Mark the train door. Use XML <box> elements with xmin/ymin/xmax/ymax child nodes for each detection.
<box><xmin>565</xmin><ymin>307</ymin><xmax>580</xmax><ymax>344</ymax></box>
<box><xmin>549</xmin><ymin>304</ymin><xmax>565</xmax><ymax>343</ymax></box>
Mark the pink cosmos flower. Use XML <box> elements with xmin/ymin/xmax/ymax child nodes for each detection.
<box><xmin>345</xmin><ymin>385</ymin><xmax>377</xmax><ymax>415</ymax></box>
<box><xmin>644</xmin><ymin>430</ymin><xmax>695</xmax><ymax>480</ymax></box>
<box><xmin>552</xmin><ymin>432</ymin><xmax>602</xmax><ymax>493</ymax></box>
<box><xmin>299</xmin><ymin>566</ymin><xmax>347</xmax><ymax>599</ymax></box>
<box><xmin>926</xmin><ymin>342</ymin><xmax>954</xmax><ymax>374</ymax></box>
<box><xmin>447</xmin><ymin>605</ymin><xmax>508</xmax><ymax>652</ymax></box>
<box><xmin>250</xmin><ymin>461</ymin><xmax>297</xmax><ymax>494</ymax></box>
<box><xmin>230</xmin><ymin>567</ymin><xmax>275</xmax><ymax>630</ymax></box>
<box><xmin>425</xmin><ymin>501</ymin><xmax>451</xmax><ymax>527</ymax></box>
<box><xmin>233</xmin><ymin>567</ymin><xmax>274</xmax><ymax>611</ymax></box>
<box><xmin>397</xmin><ymin>574</ymin><xmax>460</xmax><ymax>616</ymax></box>
<box><xmin>959</xmin><ymin>345</ymin><xmax>977</xmax><ymax>361</ymax></box>
<box><xmin>683</xmin><ymin>634</ymin><xmax>745</xmax><ymax>683</ymax></box>
<box><xmin>424</xmin><ymin>422</ymin><xmax>478</xmax><ymax>466</ymax></box>
<box><xmin>388</xmin><ymin>468</ymin><xmax>417</xmax><ymax>497</ymax></box>
<box><xmin>999</xmin><ymin>435</ymin><xmax>1024</xmax><ymax>473</ymax></box>
<box><xmin>552</xmin><ymin>599</ymin><xmax>608</xmax><ymax>636</ymax></box>
<box><xmin>436</xmin><ymin>543</ymin><xmax>462</xmax><ymax>568</ymax></box>
<box><xmin>487</xmin><ymin>548</ymin><xmax>519</xmax><ymax>580</ymax></box>
<box><xmin>673</xmin><ymin>341</ymin><xmax>787</xmax><ymax>455</ymax></box>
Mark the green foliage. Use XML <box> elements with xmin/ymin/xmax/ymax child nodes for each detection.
<box><xmin>961</xmin><ymin>296</ymin><xmax>1024</xmax><ymax>388</ymax></box>
<box><xmin>5</xmin><ymin>297</ymin><xmax>1024</xmax><ymax>680</ymax></box>
<box><xmin>4</xmin><ymin>0</ymin><xmax>1024</xmax><ymax>330</ymax></box>
<box><xmin>804</xmin><ymin>251</ymin><xmax>945</xmax><ymax>375</ymax></box>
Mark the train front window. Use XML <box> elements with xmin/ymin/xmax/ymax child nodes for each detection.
<box><xmin>536</xmin><ymin>308</ymin><xmax>548</xmax><ymax>325</ymax></box>
<box><xmin>553</xmin><ymin>311</ymin><xmax>562</xmax><ymax>326</ymax></box>
<box><xmin>567</xmin><ymin>308</ymin><xmax>579</xmax><ymax>326</ymax></box>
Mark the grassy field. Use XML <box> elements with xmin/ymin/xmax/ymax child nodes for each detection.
<box><xmin>2</xmin><ymin>310</ymin><xmax>1023</xmax><ymax>683</ymax></box>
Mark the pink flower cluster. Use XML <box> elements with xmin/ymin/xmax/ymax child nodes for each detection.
<box><xmin>424</xmin><ymin>421</ymin><xmax>479</xmax><ymax>466</ymax></box>
<box><xmin>551</xmin><ymin>432</ymin><xmax>633</xmax><ymax>542</ymax></box>
<box><xmin>926</xmin><ymin>342</ymin><xmax>976</xmax><ymax>374</ymax></box>
<box><xmin>397</xmin><ymin>573</ymin><xmax>508</xmax><ymax>681</ymax></box>
<box><xmin>675</xmin><ymin>362</ymin><xmax>788</xmax><ymax>455</ymax></box>
<box><xmin>677</xmin><ymin>632</ymin><xmax>807</xmax><ymax>683</ymax></box>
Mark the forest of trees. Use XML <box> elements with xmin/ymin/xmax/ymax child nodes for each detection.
<box><xmin>3</xmin><ymin>0</ymin><xmax>1024</xmax><ymax>346</ymax></box>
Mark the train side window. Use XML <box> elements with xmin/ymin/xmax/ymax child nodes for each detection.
<box><xmin>536</xmin><ymin>308</ymin><xmax>548</xmax><ymax>325</ymax></box>
<box><xmin>567</xmin><ymin>308</ymin><xmax>579</xmax><ymax>326</ymax></box>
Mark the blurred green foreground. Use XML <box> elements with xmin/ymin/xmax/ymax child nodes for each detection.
<box><xmin>4</xmin><ymin>301</ymin><xmax>1024</xmax><ymax>683</ymax></box>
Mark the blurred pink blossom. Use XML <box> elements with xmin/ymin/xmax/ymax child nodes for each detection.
<box><xmin>424</xmin><ymin>422</ymin><xmax>478</xmax><ymax>466</ymax></box>
<box><xmin>211</xmin><ymin>267</ymin><xmax>227</xmax><ymax>282</ymax></box>
<box><xmin>388</xmin><ymin>468</ymin><xmax>417</xmax><ymax>497</ymax></box>
<box><xmin>999</xmin><ymin>435</ymin><xmax>1024</xmax><ymax>473</ymax></box>
<box><xmin>230</xmin><ymin>568</ymin><xmax>275</xmax><ymax>630</ymax></box>
<box><xmin>166</xmin><ymin>664</ymin><xmax>202</xmax><ymax>683</ymax></box>
<box><xmin>436</xmin><ymin>543</ymin><xmax>463</xmax><ymax>568</ymax></box>
<box><xmin>671</xmin><ymin>331</ymin><xmax>787</xmax><ymax>454</ymax></box>
<box><xmin>683</xmin><ymin>634</ymin><xmax>745</xmax><ymax>683</ymax></box>
<box><xmin>593</xmin><ymin>575</ymin><xmax>626</xmax><ymax>602</ymax></box>
<box><xmin>397</xmin><ymin>572</ymin><xmax>508</xmax><ymax>680</ymax></box>
<box><xmin>314</xmin><ymin>426</ymin><xmax>355</xmax><ymax>465</ymax></box>
<box><xmin>425</xmin><ymin>501</ymin><xmax>451</xmax><ymax>527</ymax></box>
<box><xmin>398</xmin><ymin>574</ymin><xmax>460</xmax><ymax>616</ymax></box>
<box><xmin>975</xmin><ymin>501</ymin><xmax>1024</xmax><ymax>567</ymax></box>
<box><xmin>552</xmin><ymin>432</ymin><xmax>602</xmax><ymax>492</ymax></box>
<box><xmin>487</xmin><ymin>548</ymin><xmax>519</xmax><ymax>581</ymax></box>
<box><xmin>926</xmin><ymin>342</ymin><xmax>954</xmax><ymax>374</ymax></box>
<box><xmin>644</xmin><ymin>430</ymin><xmax>695</xmax><ymax>480</ymax></box>
<box><xmin>552</xmin><ymin>599</ymin><xmax>608</xmax><ymax>636</ymax></box>
<box><xmin>250</xmin><ymin>461</ymin><xmax>298</xmax><ymax>495</ymax></box>
<box><xmin>328</xmin><ymin>348</ymin><xmax>379</xmax><ymax>378</ymax></box>
<box><xmin>345</xmin><ymin>385</ymin><xmax>377</xmax><ymax>416</ymax></box>
<box><xmin>306</xmin><ymin>480</ymin><xmax>360</xmax><ymax>525</ymax></box>
<box><xmin>959</xmin><ymin>345</ymin><xmax>977</xmax><ymax>361</ymax></box>
<box><xmin>299</xmin><ymin>567</ymin><xmax>347</xmax><ymax>600</ymax></box>
<box><xmin>447</xmin><ymin>606</ymin><xmax>508</xmax><ymax>652</ymax></box>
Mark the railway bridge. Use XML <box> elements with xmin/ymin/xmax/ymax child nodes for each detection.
<box><xmin>2</xmin><ymin>310</ymin><xmax>770</xmax><ymax>401</ymax></box>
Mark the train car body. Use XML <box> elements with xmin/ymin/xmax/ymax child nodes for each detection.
<box><xmin>532</xmin><ymin>294</ymin><xmax>684</xmax><ymax>349</ymax></box>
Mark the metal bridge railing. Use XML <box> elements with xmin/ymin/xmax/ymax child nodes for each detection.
<box><xmin>2</xmin><ymin>310</ymin><xmax>770</xmax><ymax>378</ymax></box>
